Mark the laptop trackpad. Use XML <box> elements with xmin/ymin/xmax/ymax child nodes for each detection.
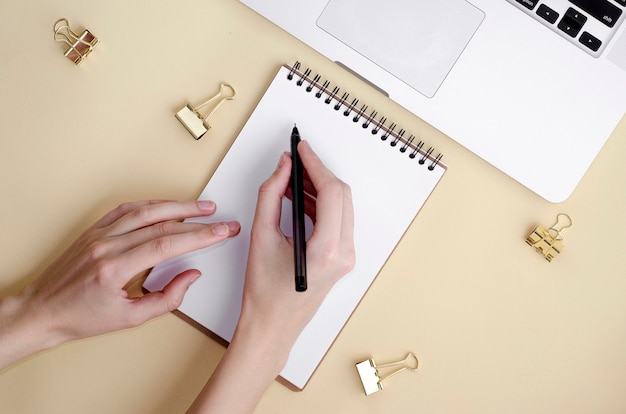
<box><xmin>317</xmin><ymin>0</ymin><xmax>484</xmax><ymax>98</ymax></box>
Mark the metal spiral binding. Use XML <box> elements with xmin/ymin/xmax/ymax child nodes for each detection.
<box><xmin>286</xmin><ymin>62</ymin><xmax>443</xmax><ymax>171</ymax></box>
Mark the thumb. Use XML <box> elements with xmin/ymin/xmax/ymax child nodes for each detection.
<box><xmin>253</xmin><ymin>152</ymin><xmax>292</xmax><ymax>228</ymax></box>
<box><xmin>130</xmin><ymin>270</ymin><xmax>201</xmax><ymax>324</ymax></box>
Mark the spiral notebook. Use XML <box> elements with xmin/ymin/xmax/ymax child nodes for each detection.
<box><xmin>143</xmin><ymin>62</ymin><xmax>446</xmax><ymax>390</ymax></box>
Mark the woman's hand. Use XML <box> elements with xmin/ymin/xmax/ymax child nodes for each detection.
<box><xmin>0</xmin><ymin>200</ymin><xmax>240</xmax><ymax>370</ymax></box>
<box><xmin>188</xmin><ymin>140</ymin><xmax>355</xmax><ymax>414</ymax></box>
<box><xmin>242</xmin><ymin>140</ymin><xmax>355</xmax><ymax>345</ymax></box>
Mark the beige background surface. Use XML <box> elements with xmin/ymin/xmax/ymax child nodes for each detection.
<box><xmin>1</xmin><ymin>1</ymin><xmax>625</xmax><ymax>413</ymax></box>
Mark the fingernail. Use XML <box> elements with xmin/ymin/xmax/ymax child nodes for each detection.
<box><xmin>198</xmin><ymin>200</ymin><xmax>216</xmax><ymax>211</ymax></box>
<box><xmin>189</xmin><ymin>271</ymin><xmax>202</xmax><ymax>284</ymax></box>
<box><xmin>226</xmin><ymin>221</ymin><xmax>240</xmax><ymax>233</ymax></box>
<box><xmin>212</xmin><ymin>223</ymin><xmax>229</xmax><ymax>235</ymax></box>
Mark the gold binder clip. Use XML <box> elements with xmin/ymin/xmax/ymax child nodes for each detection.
<box><xmin>355</xmin><ymin>352</ymin><xmax>419</xmax><ymax>396</ymax></box>
<box><xmin>175</xmin><ymin>83</ymin><xmax>237</xmax><ymax>140</ymax></box>
<box><xmin>526</xmin><ymin>214</ymin><xmax>572</xmax><ymax>262</ymax></box>
<box><xmin>53</xmin><ymin>18</ymin><xmax>98</xmax><ymax>65</ymax></box>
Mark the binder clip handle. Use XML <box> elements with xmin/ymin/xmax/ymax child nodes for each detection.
<box><xmin>193</xmin><ymin>82</ymin><xmax>237</xmax><ymax>122</ymax></box>
<box><xmin>54</xmin><ymin>19</ymin><xmax>75</xmax><ymax>45</ymax></box>
<box><xmin>376</xmin><ymin>352</ymin><xmax>419</xmax><ymax>383</ymax></box>
<box><xmin>548</xmin><ymin>213</ymin><xmax>572</xmax><ymax>240</ymax></box>
<box><xmin>175</xmin><ymin>83</ymin><xmax>237</xmax><ymax>140</ymax></box>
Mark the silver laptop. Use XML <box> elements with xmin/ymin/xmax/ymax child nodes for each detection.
<box><xmin>239</xmin><ymin>0</ymin><xmax>626</xmax><ymax>202</ymax></box>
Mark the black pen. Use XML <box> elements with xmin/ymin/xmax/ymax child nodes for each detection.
<box><xmin>291</xmin><ymin>124</ymin><xmax>307</xmax><ymax>292</ymax></box>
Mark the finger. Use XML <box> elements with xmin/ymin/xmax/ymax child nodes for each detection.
<box><xmin>92</xmin><ymin>200</ymin><xmax>172</xmax><ymax>229</ymax></box>
<box><xmin>105</xmin><ymin>200</ymin><xmax>218</xmax><ymax>237</ymax></box>
<box><xmin>128</xmin><ymin>269</ymin><xmax>201</xmax><ymax>324</ymax></box>
<box><xmin>338</xmin><ymin>182</ymin><xmax>355</xmax><ymax>245</ymax></box>
<box><xmin>116</xmin><ymin>221</ymin><xmax>241</xmax><ymax>282</ymax></box>
<box><xmin>302</xmin><ymin>172</ymin><xmax>318</xmax><ymax>222</ymax></box>
<box><xmin>298</xmin><ymin>141</ymin><xmax>345</xmax><ymax>240</ymax></box>
<box><xmin>302</xmin><ymin>168</ymin><xmax>317</xmax><ymax>198</ymax></box>
<box><xmin>252</xmin><ymin>152</ymin><xmax>292</xmax><ymax>230</ymax></box>
<box><xmin>107</xmin><ymin>221</ymin><xmax>235</xmax><ymax>257</ymax></box>
<box><xmin>285</xmin><ymin>185</ymin><xmax>316</xmax><ymax>224</ymax></box>
<box><xmin>303</xmin><ymin>193</ymin><xmax>317</xmax><ymax>224</ymax></box>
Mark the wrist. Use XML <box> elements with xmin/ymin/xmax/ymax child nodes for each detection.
<box><xmin>187</xmin><ymin>307</ymin><xmax>295</xmax><ymax>414</ymax></box>
<box><xmin>0</xmin><ymin>290</ymin><xmax>63</xmax><ymax>370</ymax></box>
<box><xmin>231</xmin><ymin>309</ymin><xmax>292</xmax><ymax>375</ymax></box>
<box><xmin>234</xmin><ymin>287</ymin><xmax>333</xmax><ymax>374</ymax></box>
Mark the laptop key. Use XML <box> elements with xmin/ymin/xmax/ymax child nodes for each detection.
<box><xmin>568</xmin><ymin>0</ymin><xmax>623</xmax><ymax>28</ymax></box>
<box><xmin>515</xmin><ymin>0</ymin><xmax>539</xmax><ymax>10</ymax></box>
<box><xmin>558</xmin><ymin>7</ymin><xmax>587</xmax><ymax>37</ymax></box>
<box><xmin>564</xmin><ymin>7</ymin><xmax>587</xmax><ymax>25</ymax></box>
<box><xmin>537</xmin><ymin>4</ymin><xmax>559</xmax><ymax>24</ymax></box>
<box><xmin>579</xmin><ymin>32</ymin><xmax>602</xmax><ymax>51</ymax></box>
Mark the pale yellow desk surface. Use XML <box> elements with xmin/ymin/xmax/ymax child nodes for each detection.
<box><xmin>1</xmin><ymin>1</ymin><xmax>625</xmax><ymax>413</ymax></box>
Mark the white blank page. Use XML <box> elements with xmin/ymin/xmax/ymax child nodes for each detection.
<box><xmin>144</xmin><ymin>63</ymin><xmax>446</xmax><ymax>389</ymax></box>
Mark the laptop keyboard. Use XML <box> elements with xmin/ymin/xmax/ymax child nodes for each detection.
<box><xmin>507</xmin><ymin>0</ymin><xmax>626</xmax><ymax>56</ymax></box>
